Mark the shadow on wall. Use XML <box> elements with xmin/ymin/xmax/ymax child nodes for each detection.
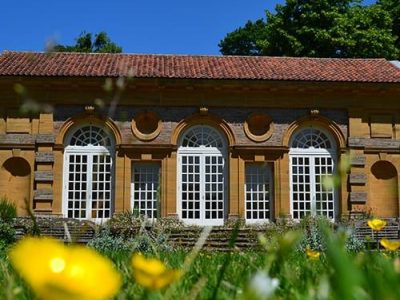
<box><xmin>0</xmin><ymin>157</ymin><xmax>31</xmax><ymax>215</ymax></box>
<box><xmin>370</xmin><ymin>161</ymin><xmax>398</xmax><ymax>218</ymax></box>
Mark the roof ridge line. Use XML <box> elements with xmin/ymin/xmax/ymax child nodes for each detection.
<box><xmin>0</xmin><ymin>51</ymin><xmax>390</xmax><ymax>61</ymax></box>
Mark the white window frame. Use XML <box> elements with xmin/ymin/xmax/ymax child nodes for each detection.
<box><xmin>131</xmin><ymin>162</ymin><xmax>160</xmax><ymax>220</ymax></box>
<box><xmin>62</xmin><ymin>125</ymin><xmax>115</xmax><ymax>223</ymax></box>
<box><xmin>245</xmin><ymin>163</ymin><xmax>273</xmax><ymax>224</ymax></box>
<box><xmin>289</xmin><ymin>127</ymin><xmax>337</xmax><ymax>221</ymax></box>
<box><xmin>177</xmin><ymin>125</ymin><xmax>228</xmax><ymax>226</ymax></box>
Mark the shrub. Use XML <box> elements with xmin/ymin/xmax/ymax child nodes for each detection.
<box><xmin>340</xmin><ymin>227</ymin><xmax>365</xmax><ymax>252</ymax></box>
<box><xmin>0</xmin><ymin>222</ymin><xmax>16</xmax><ymax>250</ymax></box>
<box><xmin>297</xmin><ymin>216</ymin><xmax>365</xmax><ymax>253</ymax></box>
<box><xmin>0</xmin><ymin>197</ymin><xmax>17</xmax><ymax>223</ymax></box>
<box><xmin>88</xmin><ymin>227</ymin><xmax>134</xmax><ymax>254</ymax></box>
<box><xmin>152</xmin><ymin>216</ymin><xmax>185</xmax><ymax>233</ymax></box>
<box><xmin>298</xmin><ymin>222</ymin><xmax>326</xmax><ymax>252</ymax></box>
<box><xmin>106</xmin><ymin>210</ymin><xmax>143</xmax><ymax>237</ymax></box>
<box><xmin>88</xmin><ymin>227</ymin><xmax>173</xmax><ymax>255</ymax></box>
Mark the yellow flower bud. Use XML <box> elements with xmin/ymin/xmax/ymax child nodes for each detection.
<box><xmin>305</xmin><ymin>247</ymin><xmax>321</xmax><ymax>260</ymax></box>
<box><xmin>380</xmin><ymin>239</ymin><xmax>400</xmax><ymax>251</ymax></box>
<box><xmin>131</xmin><ymin>253</ymin><xmax>181</xmax><ymax>290</ymax></box>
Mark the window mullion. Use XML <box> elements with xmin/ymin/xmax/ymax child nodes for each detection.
<box><xmin>310</xmin><ymin>155</ymin><xmax>317</xmax><ymax>216</ymax></box>
<box><xmin>63</xmin><ymin>153</ymin><xmax>70</xmax><ymax>218</ymax></box>
<box><xmin>267</xmin><ymin>165</ymin><xmax>272</xmax><ymax>220</ymax></box>
<box><xmin>200</xmin><ymin>154</ymin><xmax>205</xmax><ymax>224</ymax></box>
<box><xmin>86</xmin><ymin>154</ymin><xmax>93</xmax><ymax>220</ymax></box>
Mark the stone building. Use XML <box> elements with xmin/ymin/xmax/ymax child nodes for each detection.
<box><xmin>0</xmin><ymin>51</ymin><xmax>399</xmax><ymax>225</ymax></box>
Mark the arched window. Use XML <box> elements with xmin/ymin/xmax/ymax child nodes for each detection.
<box><xmin>63</xmin><ymin>125</ymin><xmax>115</xmax><ymax>221</ymax></box>
<box><xmin>68</xmin><ymin>125</ymin><xmax>112</xmax><ymax>147</ymax></box>
<box><xmin>290</xmin><ymin>128</ymin><xmax>332</xmax><ymax>149</ymax></box>
<box><xmin>177</xmin><ymin>125</ymin><xmax>227</xmax><ymax>226</ymax></box>
<box><xmin>289</xmin><ymin>127</ymin><xmax>337</xmax><ymax>220</ymax></box>
<box><xmin>181</xmin><ymin>126</ymin><xmax>225</xmax><ymax>148</ymax></box>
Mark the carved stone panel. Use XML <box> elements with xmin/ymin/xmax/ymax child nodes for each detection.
<box><xmin>34</xmin><ymin>171</ymin><xmax>54</xmax><ymax>182</ymax></box>
<box><xmin>349</xmin><ymin>173</ymin><xmax>367</xmax><ymax>185</ymax></box>
<box><xmin>349</xmin><ymin>192</ymin><xmax>367</xmax><ymax>203</ymax></box>
<box><xmin>35</xmin><ymin>152</ymin><xmax>55</xmax><ymax>163</ymax></box>
<box><xmin>350</xmin><ymin>155</ymin><xmax>366</xmax><ymax>166</ymax></box>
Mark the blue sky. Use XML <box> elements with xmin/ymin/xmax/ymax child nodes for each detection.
<box><xmin>0</xmin><ymin>0</ymin><xmax>376</xmax><ymax>55</ymax></box>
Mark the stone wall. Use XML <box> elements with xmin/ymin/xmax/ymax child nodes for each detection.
<box><xmin>53</xmin><ymin>106</ymin><xmax>348</xmax><ymax>146</ymax></box>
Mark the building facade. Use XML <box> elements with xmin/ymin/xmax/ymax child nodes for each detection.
<box><xmin>0</xmin><ymin>52</ymin><xmax>400</xmax><ymax>225</ymax></box>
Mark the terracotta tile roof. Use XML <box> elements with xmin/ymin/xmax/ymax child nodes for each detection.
<box><xmin>0</xmin><ymin>51</ymin><xmax>400</xmax><ymax>83</ymax></box>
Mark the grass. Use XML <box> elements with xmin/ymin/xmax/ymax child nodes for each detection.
<box><xmin>2</xmin><ymin>246</ymin><xmax>400</xmax><ymax>299</ymax></box>
<box><xmin>111</xmin><ymin>250</ymin><xmax>265</xmax><ymax>300</ymax></box>
<box><xmin>0</xmin><ymin>248</ymin><xmax>263</xmax><ymax>300</ymax></box>
<box><xmin>2</xmin><ymin>221</ymin><xmax>400</xmax><ymax>299</ymax></box>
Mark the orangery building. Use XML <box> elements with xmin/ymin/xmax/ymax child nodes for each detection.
<box><xmin>0</xmin><ymin>51</ymin><xmax>400</xmax><ymax>225</ymax></box>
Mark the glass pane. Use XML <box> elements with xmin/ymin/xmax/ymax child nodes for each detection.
<box><xmin>131</xmin><ymin>163</ymin><xmax>160</xmax><ymax>220</ymax></box>
<box><xmin>245</xmin><ymin>164</ymin><xmax>272</xmax><ymax>221</ymax></box>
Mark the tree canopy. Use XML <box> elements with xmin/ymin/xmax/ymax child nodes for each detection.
<box><xmin>378</xmin><ymin>0</ymin><xmax>400</xmax><ymax>49</ymax></box>
<box><xmin>53</xmin><ymin>32</ymin><xmax>122</xmax><ymax>53</ymax></box>
<box><xmin>219</xmin><ymin>0</ymin><xmax>400</xmax><ymax>59</ymax></box>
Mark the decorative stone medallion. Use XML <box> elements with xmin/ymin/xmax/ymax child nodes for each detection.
<box><xmin>243</xmin><ymin>113</ymin><xmax>274</xmax><ymax>142</ymax></box>
<box><xmin>132</xmin><ymin>111</ymin><xmax>162</xmax><ymax>141</ymax></box>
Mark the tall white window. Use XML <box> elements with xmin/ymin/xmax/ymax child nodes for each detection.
<box><xmin>63</xmin><ymin>125</ymin><xmax>114</xmax><ymax>221</ymax></box>
<box><xmin>177</xmin><ymin>125</ymin><xmax>227</xmax><ymax>226</ymax></box>
<box><xmin>289</xmin><ymin>127</ymin><xmax>337</xmax><ymax>220</ymax></box>
<box><xmin>245</xmin><ymin>164</ymin><xmax>272</xmax><ymax>223</ymax></box>
<box><xmin>131</xmin><ymin>163</ymin><xmax>160</xmax><ymax>219</ymax></box>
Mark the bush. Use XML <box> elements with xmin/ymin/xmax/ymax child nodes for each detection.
<box><xmin>0</xmin><ymin>197</ymin><xmax>17</xmax><ymax>223</ymax></box>
<box><xmin>106</xmin><ymin>210</ymin><xmax>143</xmax><ymax>237</ymax></box>
<box><xmin>340</xmin><ymin>227</ymin><xmax>365</xmax><ymax>252</ymax></box>
<box><xmin>88</xmin><ymin>227</ymin><xmax>134</xmax><ymax>254</ymax></box>
<box><xmin>297</xmin><ymin>216</ymin><xmax>365</xmax><ymax>253</ymax></box>
<box><xmin>88</xmin><ymin>227</ymin><xmax>173</xmax><ymax>255</ymax></box>
<box><xmin>298</xmin><ymin>222</ymin><xmax>326</xmax><ymax>252</ymax></box>
<box><xmin>0</xmin><ymin>222</ymin><xmax>16</xmax><ymax>250</ymax></box>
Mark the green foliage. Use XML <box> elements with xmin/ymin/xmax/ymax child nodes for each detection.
<box><xmin>0</xmin><ymin>197</ymin><xmax>17</xmax><ymax>223</ymax></box>
<box><xmin>0</xmin><ymin>223</ymin><xmax>16</xmax><ymax>251</ymax></box>
<box><xmin>339</xmin><ymin>4</ymin><xmax>399</xmax><ymax>58</ymax></box>
<box><xmin>106</xmin><ymin>211</ymin><xmax>186</xmax><ymax>237</ymax></box>
<box><xmin>88</xmin><ymin>227</ymin><xmax>172</xmax><ymax>257</ymax></box>
<box><xmin>220</xmin><ymin>0</ymin><xmax>400</xmax><ymax>59</ymax></box>
<box><xmin>299</xmin><ymin>221</ymin><xmax>327</xmax><ymax>252</ymax></box>
<box><xmin>218</xmin><ymin>20</ymin><xmax>267</xmax><ymax>56</ymax></box>
<box><xmin>2</xmin><ymin>224</ymin><xmax>400</xmax><ymax>299</ymax></box>
<box><xmin>53</xmin><ymin>31</ymin><xmax>122</xmax><ymax>53</ymax></box>
<box><xmin>106</xmin><ymin>210</ymin><xmax>143</xmax><ymax>234</ymax></box>
<box><xmin>0</xmin><ymin>197</ymin><xmax>17</xmax><ymax>251</ymax></box>
<box><xmin>378</xmin><ymin>0</ymin><xmax>400</xmax><ymax>48</ymax></box>
<box><xmin>341</xmin><ymin>227</ymin><xmax>366</xmax><ymax>252</ymax></box>
<box><xmin>87</xmin><ymin>227</ymin><xmax>129</xmax><ymax>253</ymax></box>
<box><xmin>296</xmin><ymin>217</ymin><xmax>365</xmax><ymax>253</ymax></box>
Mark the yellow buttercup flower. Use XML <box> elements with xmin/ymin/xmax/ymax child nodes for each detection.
<box><xmin>380</xmin><ymin>238</ymin><xmax>400</xmax><ymax>251</ymax></box>
<box><xmin>131</xmin><ymin>253</ymin><xmax>181</xmax><ymax>290</ymax></box>
<box><xmin>368</xmin><ymin>219</ymin><xmax>387</xmax><ymax>231</ymax></box>
<box><xmin>9</xmin><ymin>237</ymin><xmax>121</xmax><ymax>300</ymax></box>
<box><xmin>305</xmin><ymin>247</ymin><xmax>321</xmax><ymax>260</ymax></box>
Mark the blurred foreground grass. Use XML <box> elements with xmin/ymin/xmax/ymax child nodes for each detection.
<box><xmin>1</xmin><ymin>221</ymin><xmax>400</xmax><ymax>300</ymax></box>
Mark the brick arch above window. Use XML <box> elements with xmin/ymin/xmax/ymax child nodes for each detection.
<box><xmin>56</xmin><ymin>114</ymin><xmax>122</xmax><ymax>146</ymax></box>
<box><xmin>66</xmin><ymin>124</ymin><xmax>114</xmax><ymax>147</ymax></box>
<box><xmin>290</xmin><ymin>127</ymin><xmax>335</xmax><ymax>150</ymax></box>
<box><xmin>283</xmin><ymin>114</ymin><xmax>345</xmax><ymax>150</ymax></box>
<box><xmin>171</xmin><ymin>113</ymin><xmax>235</xmax><ymax>146</ymax></box>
